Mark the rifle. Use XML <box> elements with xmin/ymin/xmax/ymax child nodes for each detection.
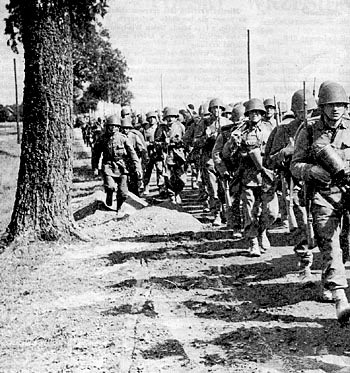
<box><xmin>303</xmin><ymin>81</ymin><xmax>315</xmax><ymax>249</ymax></box>
<box><xmin>274</xmin><ymin>96</ymin><xmax>280</xmax><ymax>125</ymax></box>
<box><xmin>281</xmin><ymin>171</ymin><xmax>298</xmax><ymax>232</ymax></box>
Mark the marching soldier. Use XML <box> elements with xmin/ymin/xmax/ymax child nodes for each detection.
<box><xmin>194</xmin><ymin>98</ymin><xmax>231</xmax><ymax>225</ymax></box>
<box><xmin>291</xmin><ymin>81</ymin><xmax>350</xmax><ymax>323</ymax></box>
<box><xmin>183</xmin><ymin>105</ymin><xmax>205</xmax><ymax>190</ymax></box>
<box><xmin>92</xmin><ymin>114</ymin><xmax>141</xmax><ymax>216</ymax></box>
<box><xmin>143</xmin><ymin>111</ymin><xmax>162</xmax><ymax>195</ymax></box>
<box><xmin>217</xmin><ymin>103</ymin><xmax>246</xmax><ymax>234</ymax></box>
<box><xmin>223</xmin><ymin>98</ymin><xmax>278</xmax><ymax>256</ymax></box>
<box><xmin>268</xmin><ymin>89</ymin><xmax>317</xmax><ymax>274</ymax></box>
<box><xmin>264</xmin><ymin>98</ymin><xmax>278</xmax><ymax>128</ymax></box>
<box><xmin>154</xmin><ymin>107</ymin><xmax>186</xmax><ymax>203</ymax></box>
<box><xmin>119</xmin><ymin>117</ymin><xmax>146</xmax><ymax>196</ymax></box>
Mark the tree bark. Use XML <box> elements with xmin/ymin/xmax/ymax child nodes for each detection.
<box><xmin>6</xmin><ymin>2</ymin><xmax>74</xmax><ymax>243</ymax></box>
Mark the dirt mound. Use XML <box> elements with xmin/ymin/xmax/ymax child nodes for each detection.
<box><xmin>80</xmin><ymin>205</ymin><xmax>203</xmax><ymax>240</ymax></box>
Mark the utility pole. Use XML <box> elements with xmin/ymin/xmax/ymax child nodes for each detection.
<box><xmin>247</xmin><ymin>29</ymin><xmax>251</xmax><ymax>99</ymax></box>
<box><xmin>160</xmin><ymin>74</ymin><xmax>164</xmax><ymax>110</ymax></box>
<box><xmin>13</xmin><ymin>58</ymin><xmax>21</xmax><ymax>144</ymax></box>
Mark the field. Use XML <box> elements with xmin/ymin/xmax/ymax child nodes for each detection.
<box><xmin>1</xmin><ymin>122</ymin><xmax>350</xmax><ymax>372</ymax></box>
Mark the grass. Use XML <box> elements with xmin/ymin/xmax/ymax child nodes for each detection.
<box><xmin>0</xmin><ymin>123</ymin><xmax>21</xmax><ymax>234</ymax></box>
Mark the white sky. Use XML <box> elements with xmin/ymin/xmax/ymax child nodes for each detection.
<box><xmin>0</xmin><ymin>0</ymin><xmax>349</xmax><ymax>112</ymax></box>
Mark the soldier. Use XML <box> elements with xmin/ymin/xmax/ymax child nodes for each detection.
<box><xmin>194</xmin><ymin>98</ymin><xmax>231</xmax><ymax>225</ymax></box>
<box><xmin>218</xmin><ymin>103</ymin><xmax>246</xmax><ymax>234</ymax></box>
<box><xmin>119</xmin><ymin>117</ymin><xmax>146</xmax><ymax>196</ymax></box>
<box><xmin>154</xmin><ymin>107</ymin><xmax>186</xmax><ymax>203</ymax></box>
<box><xmin>143</xmin><ymin>111</ymin><xmax>162</xmax><ymax>195</ymax></box>
<box><xmin>92</xmin><ymin>114</ymin><xmax>141</xmax><ymax>216</ymax></box>
<box><xmin>222</xmin><ymin>104</ymin><xmax>233</xmax><ymax>121</ymax></box>
<box><xmin>268</xmin><ymin>89</ymin><xmax>317</xmax><ymax>271</ymax></box>
<box><xmin>183</xmin><ymin>103</ymin><xmax>210</xmax><ymax>194</ymax></box>
<box><xmin>223</xmin><ymin>98</ymin><xmax>278</xmax><ymax>256</ymax></box>
<box><xmin>264</xmin><ymin>98</ymin><xmax>278</xmax><ymax>128</ymax></box>
<box><xmin>291</xmin><ymin>81</ymin><xmax>350</xmax><ymax>323</ymax></box>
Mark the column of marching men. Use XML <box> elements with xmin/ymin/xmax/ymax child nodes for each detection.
<box><xmin>83</xmin><ymin>81</ymin><xmax>350</xmax><ymax>324</ymax></box>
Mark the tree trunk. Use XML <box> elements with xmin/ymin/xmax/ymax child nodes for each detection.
<box><xmin>6</xmin><ymin>2</ymin><xmax>74</xmax><ymax>243</ymax></box>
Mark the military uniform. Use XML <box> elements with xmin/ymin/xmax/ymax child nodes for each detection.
<box><xmin>92</xmin><ymin>115</ymin><xmax>141</xmax><ymax>212</ymax></box>
<box><xmin>291</xmin><ymin>81</ymin><xmax>350</xmax><ymax>323</ymax></box>
<box><xmin>183</xmin><ymin>114</ymin><xmax>204</xmax><ymax>190</ymax></box>
<box><xmin>291</xmin><ymin>116</ymin><xmax>350</xmax><ymax>289</ymax></box>
<box><xmin>143</xmin><ymin>113</ymin><xmax>163</xmax><ymax>192</ymax></box>
<box><xmin>194</xmin><ymin>98</ymin><xmax>231</xmax><ymax>224</ymax></box>
<box><xmin>155</xmin><ymin>108</ymin><xmax>186</xmax><ymax>201</ymax></box>
<box><xmin>223</xmin><ymin>98</ymin><xmax>278</xmax><ymax>255</ymax></box>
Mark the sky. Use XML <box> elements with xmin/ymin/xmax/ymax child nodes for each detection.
<box><xmin>0</xmin><ymin>0</ymin><xmax>349</xmax><ymax>112</ymax></box>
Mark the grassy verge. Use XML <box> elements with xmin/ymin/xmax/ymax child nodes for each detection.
<box><xmin>0</xmin><ymin>123</ymin><xmax>21</xmax><ymax>234</ymax></box>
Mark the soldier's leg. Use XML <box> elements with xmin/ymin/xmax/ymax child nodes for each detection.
<box><xmin>259</xmin><ymin>187</ymin><xmax>279</xmax><ymax>251</ymax></box>
<box><xmin>116</xmin><ymin>175</ymin><xmax>129</xmax><ymax>212</ymax></box>
<box><xmin>206</xmin><ymin>160</ymin><xmax>221</xmax><ymax>224</ymax></box>
<box><xmin>340</xmin><ymin>210</ymin><xmax>350</xmax><ymax>264</ymax></box>
<box><xmin>242</xmin><ymin>186</ymin><xmax>261</xmax><ymax>256</ymax></box>
<box><xmin>155</xmin><ymin>159</ymin><xmax>168</xmax><ymax>197</ymax></box>
<box><xmin>168</xmin><ymin>164</ymin><xmax>186</xmax><ymax>203</ymax></box>
<box><xmin>312</xmin><ymin>195</ymin><xmax>350</xmax><ymax>322</ymax></box>
<box><xmin>128</xmin><ymin>170</ymin><xmax>140</xmax><ymax>196</ymax></box>
<box><xmin>226</xmin><ymin>183</ymin><xmax>242</xmax><ymax>231</ymax></box>
<box><xmin>313</xmin><ymin>201</ymin><xmax>347</xmax><ymax>289</ymax></box>
<box><xmin>103</xmin><ymin>174</ymin><xmax>116</xmax><ymax>206</ymax></box>
<box><xmin>143</xmin><ymin>158</ymin><xmax>155</xmax><ymax>188</ymax></box>
<box><xmin>199</xmin><ymin>158</ymin><xmax>210</xmax><ymax>210</ymax></box>
<box><xmin>292</xmin><ymin>186</ymin><xmax>313</xmax><ymax>275</ymax></box>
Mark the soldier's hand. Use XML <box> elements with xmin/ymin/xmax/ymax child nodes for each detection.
<box><xmin>93</xmin><ymin>169</ymin><xmax>99</xmax><ymax>176</ymax></box>
<box><xmin>308</xmin><ymin>165</ymin><xmax>331</xmax><ymax>184</ymax></box>
<box><xmin>223</xmin><ymin>171</ymin><xmax>231</xmax><ymax>180</ymax></box>
<box><xmin>283</xmin><ymin>137</ymin><xmax>295</xmax><ymax>157</ymax></box>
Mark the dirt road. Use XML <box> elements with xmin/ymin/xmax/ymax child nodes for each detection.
<box><xmin>1</xmin><ymin>129</ymin><xmax>350</xmax><ymax>372</ymax></box>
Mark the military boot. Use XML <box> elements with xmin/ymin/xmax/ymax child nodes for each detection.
<box><xmin>332</xmin><ymin>289</ymin><xmax>350</xmax><ymax>324</ymax></box>
<box><xmin>258</xmin><ymin>230</ymin><xmax>271</xmax><ymax>252</ymax></box>
<box><xmin>212</xmin><ymin>212</ymin><xmax>222</xmax><ymax>226</ymax></box>
<box><xmin>249</xmin><ymin>238</ymin><xmax>261</xmax><ymax>257</ymax></box>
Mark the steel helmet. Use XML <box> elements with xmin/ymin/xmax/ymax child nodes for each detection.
<box><xmin>106</xmin><ymin>114</ymin><xmax>120</xmax><ymax>126</ymax></box>
<box><xmin>146</xmin><ymin>111</ymin><xmax>157</xmax><ymax>119</ymax></box>
<box><xmin>263</xmin><ymin>98</ymin><xmax>276</xmax><ymax>108</ymax></box>
<box><xmin>317</xmin><ymin>80</ymin><xmax>334</xmax><ymax>97</ymax></box>
<box><xmin>318</xmin><ymin>81</ymin><xmax>349</xmax><ymax>106</ymax></box>
<box><xmin>138</xmin><ymin>113</ymin><xmax>147</xmax><ymax>124</ymax></box>
<box><xmin>121</xmin><ymin>106</ymin><xmax>131</xmax><ymax>116</ymax></box>
<box><xmin>244</xmin><ymin>98</ymin><xmax>266</xmax><ymax>115</ymax></box>
<box><xmin>163</xmin><ymin>107</ymin><xmax>179</xmax><ymax>118</ymax></box>
<box><xmin>120</xmin><ymin>117</ymin><xmax>134</xmax><ymax>128</ymax></box>
<box><xmin>231</xmin><ymin>103</ymin><xmax>245</xmax><ymax>121</ymax></box>
<box><xmin>291</xmin><ymin>90</ymin><xmax>317</xmax><ymax>112</ymax></box>
<box><xmin>198</xmin><ymin>102</ymin><xmax>210</xmax><ymax>116</ymax></box>
<box><xmin>208</xmin><ymin>98</ymin><xmax>225</xmax><ymax>111</ymax></box>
